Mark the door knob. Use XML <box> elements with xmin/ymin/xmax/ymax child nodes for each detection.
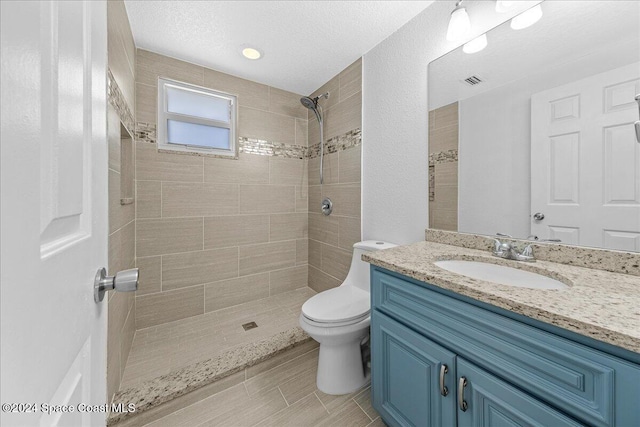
<box><xmin>94</xmin><ymin>267</ymin><xmax>139</xmax><ymax>303</ymax></box>
<box><xmin>533</xmin><ymin>212</ymin><xmax>545</xmax><ymax>221</ymax></box>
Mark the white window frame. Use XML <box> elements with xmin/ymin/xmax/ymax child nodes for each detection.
<box><xmin>157</xmin><ymin>77</ymin><xmax>238</xmax><ymax>157</ymax></box>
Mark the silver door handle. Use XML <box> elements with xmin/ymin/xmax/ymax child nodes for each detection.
<box><xmin>94</xmin><ymin>267</ymin><xmax>138</xmax><ymax>302</ymax></box>
<box><xmin>533</xmin><ymin>212</ymin><xmax>545</xmax><ymax>221</ymax></box>
<box><xmin>439</xmin><ymin>364</ymin><xmax>449</xmax><ymax>396</ymax></box>
<box><xmin>458</xmin><ymin>377</ymin><xmax>468</xmax><ymax>411</ymax></box>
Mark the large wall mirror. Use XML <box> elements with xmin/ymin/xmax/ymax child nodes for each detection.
<box><xmin>428</xmin><ymin>0</ymin><xmax>640</xmax><ymax>252</ymax></box>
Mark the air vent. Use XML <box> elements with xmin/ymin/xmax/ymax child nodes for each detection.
<box><xmin>463</xmin><ymin>75</ymin><xmax>483</xmax><ymax>86</ymax></box>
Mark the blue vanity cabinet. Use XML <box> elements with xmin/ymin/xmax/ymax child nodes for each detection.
<box><xmin>370</xmin><ymin>266</ymin><xmax>640</xmax><ymax>427</ymax></box>
<box><xmin>371</xmin><ymin>311</ymin><xmax>457</xmax><ymax>427</ymax></box>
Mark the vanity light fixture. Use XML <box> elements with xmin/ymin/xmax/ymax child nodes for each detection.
<box><xmin>510</xmin><ymin>4</ymin><xmax>543</xmax><ymax>30</ymax></box>
<box><xmin>241</xmin><ymin>46</ymin><xmax>262</xmax><ymax>60</ymax></box>
<box><xmin>463</xmin><ymin>33</ymin><xmax>487</xmax><ymax>54</ymax></box>
<box><xmin>495</xmin><ymin>1</ymin><xmax>515</xmax><ymax>13</ymax></box>
<box><xmin>446</xmin><ymin>0</ymin><xmax>471</xmax><ymax>41</ymax></box>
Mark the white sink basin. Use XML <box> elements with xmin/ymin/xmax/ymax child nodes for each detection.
<box><xmin>434</xmin><ymin>260</ymin><xmax>568</xmax><ymax>290</ymax></box>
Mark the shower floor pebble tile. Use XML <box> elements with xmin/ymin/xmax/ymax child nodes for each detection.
<box><xmin>120</xmin><ymin>287</ymin><xmax>317</xmax><ymax>390</ymax></box>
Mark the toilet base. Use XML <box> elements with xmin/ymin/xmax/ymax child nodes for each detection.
<box><xmin>316</xmin><ymin>340</ymin><xmax>369</xmax><ymax>395</ymax></box>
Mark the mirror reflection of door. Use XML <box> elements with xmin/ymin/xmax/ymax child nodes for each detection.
<box><xmin>531</xmin><ymin>63</ymin><xmax>640</xmax><ymax>251</ymax></box>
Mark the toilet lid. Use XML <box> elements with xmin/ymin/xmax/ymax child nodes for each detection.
<box><xmin>302</xmin><ymin>286</ymin><xmax>370</xmax><ymax>324</ymax></box>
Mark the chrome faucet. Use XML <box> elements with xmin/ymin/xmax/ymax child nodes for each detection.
<box><xmin>492</xmin><ymin>236</ymin><xmax>535</xmax><ymax>262</ymax></box>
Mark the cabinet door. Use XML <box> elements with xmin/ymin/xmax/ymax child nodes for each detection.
<box><xmin>456</xmin><ymin>358</ymin><xmax>584</xmax><ymax>427</ymax></box>
<box><xmin>372</xmin><ymin>311</ymin><xmax>457</xmax><ymax>427</ymax></box>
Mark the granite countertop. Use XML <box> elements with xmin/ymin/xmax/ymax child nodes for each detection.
<box><xmin>363</xmin><ymin>241</ymin><xmax>640</xmax><ymax>354</ymax></box>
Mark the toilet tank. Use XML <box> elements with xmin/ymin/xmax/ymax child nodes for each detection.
<box><xmin>342</xmin><ymin>240</ymin><xmax>397</xmax><ymax>293</ymax></box>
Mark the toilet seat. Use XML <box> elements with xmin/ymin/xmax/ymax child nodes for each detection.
<box><xmin>301</xmin><ymin>286</ymin><xmax>370</xmax><ymax>326</ymax></box>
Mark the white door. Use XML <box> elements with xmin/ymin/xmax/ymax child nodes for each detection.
<box><xmin>531</xmin><ymin>62</ymin><xmax>640</xmax><ymax>251</ymax></box>
<box><xmin>1</xmin><ymin>1</ymin><xmax>108</xmax><ymax>426</ymax></box>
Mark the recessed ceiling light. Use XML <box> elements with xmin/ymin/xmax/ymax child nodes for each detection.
<box><xmin>463</xmin><ymin>34</ymin><xmax>487</xmax><ymax>54</ymax></box>
<box><xmin>510</xmin><ymin>4</ymin><xmax>543</xmax><ymax>30</ymax></box>
<box><xmin>242</xmin><ymin>47</ymin><xmax>262</xmax><ymax>60</ymax></box>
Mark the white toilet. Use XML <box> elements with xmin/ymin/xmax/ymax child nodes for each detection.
<box><xmin>299</xmin><ymin>240</ymin><xmax>397</xmax><ymax>395</ymax></box>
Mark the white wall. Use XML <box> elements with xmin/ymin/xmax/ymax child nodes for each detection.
<box><xmin>362</xmin><ymin>0</ymin><xmax>539</xmax><ymax>245</ymax></box>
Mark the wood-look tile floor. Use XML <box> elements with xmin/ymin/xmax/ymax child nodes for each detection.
<box><xmin>143</xmin><ymin>347</ymin><xmax>385</xmax><ymax>427</ymax></box>
<box><xmin>120</xmin><ymin>287</ymin><xmax>317</xmax><ymax>390</ymax></box>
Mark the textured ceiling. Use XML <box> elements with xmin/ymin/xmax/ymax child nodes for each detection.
<box><xmin>124</xmin><ymin>1</ymin><xmax>434</xmax><ymax>95</ymax></box>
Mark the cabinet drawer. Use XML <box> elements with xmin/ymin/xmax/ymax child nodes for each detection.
<box><xmin>372</xmin><ymin>268</ymin><xmax>640</xmax><ymax>427</ymax></box>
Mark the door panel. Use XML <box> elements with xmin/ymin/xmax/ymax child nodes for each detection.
<box><xmin>372</xmin><ymin>311</ymin><xmax>457</xmax><ymax>427</ymax></box>
<box><xmin>531</xmin><ymin>62</ymin><xmax>640</xmax><ymax>250</ymax></box>
<box><xmin>456</xmin><ymin>358</ymin><xmax>584</xmax><ymax>427</ymax></box>
<box><xmin>1</xmin><ymin>1</ymin><xmax>108</xmax><ymax>426</ymax></box>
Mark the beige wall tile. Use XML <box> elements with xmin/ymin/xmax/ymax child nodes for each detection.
<box><xmin>269</xmin><ymin>87</ymin><xmax>307</xmax><ymax>119</ymax></box>
<box><xmin>120</xmin><ymin>306</ymin><xmax>135</xmax><ymax>380</ymax></box>
<box><xmin>431</xmin><ymin>209</ymin><xmax>458</xmax><ymax>232</ymax></box>
<box><xmin>108</xmin><ymin>229</ymin><xmax>122</xmax><ymax>275</ymax></box>
<box><xmin>136</xmin><ymin>49</ymin><xmax>204</xmax><ymax>87</ymax></box>
<box><xmin>296</xmin><ymin>239</ymin><xmax>308</xmax><ymax>266</ymax></box>
<box><xmin>295</xmin><ymin>119</ymin><xmax>308</xmax><ymax>147</ymax></box>
<box><xmin>239</xmin><ymin>185</ymin><xmax>295</xmax><ymax>214</ymax></box>
<box><xmin>339</xmin><ymin>58</ymin><xmax>362</xmax><ymax>102</ymax></box>
<box><xmin>308</xmin><ymin>185</ymin><xmax>322</xmax><ymax>213</ymax></box>
<box><xmin>270</xmin><ymin>265</ymin><xmax>307</xmax><ymax>295</ymax></box>
<box><xmin>309</xmin><ymin>152</ymin><xmax>339</xmax><ymax>185</ymax></box>
<box><xmin>338</xmin><ymin>216</ymin><xmax>361</xmax><ymax>251</ymax></box>
<box><xmin>434</xmin><ymin>102</ymin><xmax>458</xmax><ymax>129</ymax></box>
<box><xmin>136</xmin><ymin>180</ymin><xmax>161</xmax><ymax>219</ymax></box>
<box><xmin>323</xmin><ymin>183</ymin><xmax>361</xmax><ymax>217</ymax></box>
<box><xmin>205</xmin><ymin>273</ymin><xmax>269</xmax><ymax>312</ymax></box>
<box><xmin>162</xmin><ymin>182</ymin><xmax>239</xmax><ymax>217</ymax></box>
<box><xmin>108</xmin><ymin>106</ymin><xmax>121</xmax><ymax>173</ymax></box>
<box><xmin>308</xmin><ymin>112</ymin><xmax>320</xmax><ymax>146</ymax></box>
<box><xmin>339</xmin><ymin>146</ymin><xmax>361</xmax><ymax>183</ymax></box>
<box><xmin>239</xmin><ymin>107</ymin><xmax>295</xmax><ymax>144</ymax></box>
<box><xmin>203</xmin><ymin>68</ymin><xmax>269</xmax><ymax>110</ymax></box>
<box><xmin>309</xmin><ymin>213</ymin><xmax>339</xmax><ymax>246</ymax></box>
<box><xmin>239</xmin><ymin>241</ymin><xmax>296</xmax><ymax>276</ymax></box>
<box><xmin>428</xmin><ymin>125</ymin><xmax>458</xmax><ymax>154</ymax></box>
<box><xmin>136</xmin><ymin>218</ymin><xmax>203</xmax><ymax>257</ymax></box>
<box><xmin>120</xmin><ymin>221</ymin><xmax>135</xmax><ymax>269</ymax></box>
<box><xmin>321</xmin><ymin>243</ymin><xmax>352</xmax><ymax>281</ymax></box>
<box><xmin>109</xmin><ymin>169</ymin><xmax>134</xmax><ymax>233</ymax></box>
<box><xmin>107</xmin><ymin>1</ymin><xmax>135</xmax><ymax>110</ymax></box>
<box><xmin>429</xmin><ymin>110</ymin><xmax>435</xmax><ymax>131</ymax></box>
<box><xmin>269</xmin><ymin>157</ymin><xmax>307</xmax><ymax>186</ymax></box>
<box><xmin>136</xmin><ymin>256</ymin><xmax>162</xmax><ymax>296</ymax></box>
<box><xmin>162</xmin><ymin>247</ymin><xmax>239</xmax><ymax>290</ymax></box>
<box><xmin>204</xmin><ymin>215</ymin><xmax>269</xmax><ymax>249</ymax></box>
<box><xmin>107</xmin><ymin>289</ymin><xmax>128</xmax><ymax>399</ymax></box>
<box><xmin>270</xmin><ymin>213</ymin><xmax>308</xmax><ymax>242</ymax></box>
<box><xmin>433</xmin><ymin>184</ymin><xmax>458</xmax><ymax>211</ymax></box>
<box><xmin>308</xmin><ymin>239</ymin><xmax>322</xmax><ymax>268</ymax></box>
<box><xmin>136</xmin><ymin>286</ymin><xmax>204</xmax><ymax>329</ymax></box>
<box><xmin>295</xmin><ymin>185</ymin><xmax>308</xmax><ymax>213</ymax></box>
<box><xmin>435</xmin><ymin>161</ymin><xmax>458</xmax><ymax>186</ymax></box>
<box><xmin>136</xmin><ymin>141</ymin><xmax>204</xmax><ymax>182</ymax></box>
<box><xmin>136</xmin><ymin>82</ymin><xmax>156</xmax><ymax>124</ymax></box>
<box><xmin>325</xmin><ymin>91</ymin><xmax>361</xmax><ymax>140</ymax></box>
<box><xmin>204</xmin><ymin>153</ymin><xmax>269</xmax><ymax>184</ymax></box>
<box><xmin>309</xmin><ymin>265</ymin><xmax>341</xmax><ymax>292</ymax></box>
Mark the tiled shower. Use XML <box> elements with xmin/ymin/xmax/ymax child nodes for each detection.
<box><xmin>106</xmin><ymin>0</ymin><xmax>362</xmax><ymax>404</ymax></box>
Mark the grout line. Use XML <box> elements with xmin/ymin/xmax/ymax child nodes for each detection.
<box><xmin>277</xmin><ymin>386</ymin><xmax>290</xmax><ymax>406</ymax></box>
<box><xmin>314</xmin><ymin>391</ymin><xmax>331</xmax><ymax>414</ymax></box>
<box><xmin>354</xmin><ymin>398</ymin><xmax>374</xmax><ymax>422</ymax></box>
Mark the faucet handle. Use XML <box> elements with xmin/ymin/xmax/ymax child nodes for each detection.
<box><xmin>492</xmin><ymin>238</ymin><xmax>503</xmax><ymax>254</ymax></box>
<box><xmin>521</xmin><ymin>244</ymin><xmax>534</xmax><ymax>257</ymax></box>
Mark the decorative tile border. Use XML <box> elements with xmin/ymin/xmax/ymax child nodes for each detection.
<box><xmin>307</xmin><ymin>128</ymin><xmax>361</xmax><ymax>159</ymax></box>
<box><xmin>239</xmin><ymin>137</ymin><xmax>307</xmax><ymax>159</ymax></box>
<box><xmin>429</xmin><ymin>148</ymin><xmax>458</xmax><ymax>166</ymax></box>
<box><xmin>428</xmin><ymin>165</ymin><xmax>435</xmax><ymax>202</ymax></box>
<box><xmin>135</xmin><ymin>122</ymin><xmax>361</xmax><ymax>161</ymax></box>
<box><xmin>107</xmin><ymin>69</ymin><xmax>134</xmax><ymax>135</ymax></box>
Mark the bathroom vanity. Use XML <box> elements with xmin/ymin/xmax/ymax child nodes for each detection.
<box><xmin>364</xmin><ymin>241</ymin><xmax>640</xmax><ymax>427</ymax></box>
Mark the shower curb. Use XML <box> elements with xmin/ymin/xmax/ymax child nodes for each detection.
<box><xmin>107</xmin><ymin>326</ymin><xmax>311</xmax><ymax>426</ymax></box>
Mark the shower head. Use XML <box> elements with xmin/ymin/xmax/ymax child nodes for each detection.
<box><xmin>300</xmin><ymin>92</ymin><xmax>330</xmax><ymax>110</ymax></box>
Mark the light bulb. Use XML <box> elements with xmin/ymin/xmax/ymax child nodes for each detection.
<box><xmin>510</xmin><ymin>4</ymin><xmax>543</xmax><ymax>30</ymax></box>
<box><xmin>463</xmin><ymin>34</ymin><xmax>487</xmax><ymax>54</ymax></box>
<box><xmin>242</xmin><ymin>47</ymin><xmax>262</xmax><ymax>60</ymax></box>
<box><xmin>446</xmin><ymin>5</ymin><xmax>471</xmax><ymax>41</ymax></box>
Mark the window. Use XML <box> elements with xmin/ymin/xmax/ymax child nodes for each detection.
<box><xmin>157</xmin><ymin>78</ymin><xmax>237</xmax><ymax>157</ymax></box>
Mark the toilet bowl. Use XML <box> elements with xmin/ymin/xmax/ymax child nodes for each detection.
<box><xmin>299</xmin><ymin>240</ymin><xmax>397</xmax><ymax>395</ymax></box>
